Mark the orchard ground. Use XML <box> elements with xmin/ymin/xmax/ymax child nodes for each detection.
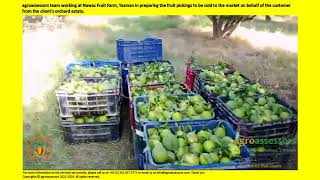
<box><xmin>23</xmin><ymin>16</ymin><xmax>297</xmax><ymax>169</ymax></box>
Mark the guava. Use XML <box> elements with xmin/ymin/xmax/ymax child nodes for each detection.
<box><xmin>258</xmin><ymin>97</ymin><xmax>267</xmax><ymax>106</ymax></box>
<box><xmin>194</xmin><ymin>103</ymin><xmax>204</xmax><ymax>114</ymax></box>
<box><xmin>152</xmin><ymin>143</ymin><xmax>169</xmax><ymax>164</ymax></box>
<box><xmin>200</xmin><ymin>111</ymin><xmax>213</xmax><ymax>119</ymax></box>
<box><xmin>182</xmin><ymin>153</ymin><xmax>199</xmax><ymax>166</ymax></box>
<box><xmin>234</xmin><ymin>108</ymin><xmax>245</xmax><ymax>118</ymax></box>
<box><xmin>220</xmin><ymin>157</ymin><xmax>231</xmax><ymax>163</ymax></box>
<box><xmin>148</xmin><ymin>111</ymin><xmax>157</xmax><ymax>121</ymax></box>
<box><xmin>203</xmin><ymin>140</ymin><xmax>216</xmax><ymax>153</ymax></box>
<box><xmin>200</xmin><ymin>153</ymin><xmax>212</xmax><ymax>165</ymax></box>
<box><xmin>209</xmin><ymin>152</ymin><xmax>220</xmax><ymax>163</ymax></box>
<box><xmin>98</xmin><ymin>115</ymin><xmax>108</xmax><ymax>122</ymax></box>
<box><xmin>280</xmin><ymin>111</ymin><xmax>290</xmax><ymax>120</ymax></box>
<box><xmin>226</xmin><ymin>100</ymin><xmax>237</xmax><ymax>110</ymax></box>
<box><xmin>214</xmin><ymin>126</ymin><xmax>226</xmax><ymax>138</ymax></box>
<box><xmin>172</xmin><ymin>112</ymin><xmax>183</xmax><ymax>121</ymax></box>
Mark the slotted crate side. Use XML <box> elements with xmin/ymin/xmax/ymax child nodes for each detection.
<box><xmin>56</xmin><ymin>90</ymin><xmax>121</xmax><ymax>117</ymax></box>
<box><xmin>116</xmin><ymin>38</ymin><xmax>162</xmax><ymax>63</ymax></box>
<box><xmin>132</xmin><ymin>130</ymin><xmax>146</xmax><ymax>170</ymax></box>
<box><xmin>61</xmin><ymin>116</ymin><xmax>121</xmax><ymax>144</ymax></box>
<box><xmin>142</xmin><ymin>120</ymin><xmax>251</xmax><ymax>170</ymax></box>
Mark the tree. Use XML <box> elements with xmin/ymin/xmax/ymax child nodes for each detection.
<box><xmin>207</xmin><ymin>15</ymin><xmax>256</xmax><ymax>39</ymax></box>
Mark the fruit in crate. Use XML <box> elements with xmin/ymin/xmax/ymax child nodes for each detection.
<box><xmin>146</xmin><ymin>123</ymin><xmax>242</xmax><ymax>165</ymax></box>
<box><xmin>69</xmin><ymin>115</ymin><xmax>111</xmax><ymax>124</ymax></box>
<box><xmin>131</xmin><ymin>84</ymin><xmax>186</xmax><ymax>100</ymax></box>
<box><xmin>136</xmin><ymin>94</ymin><xmax>214</xmax><ymax>122</ymax></box>
<box><xmin>58</xmin><ymin>77</ymin><xmax>119</xmax><ymax>93</ymax></box>
<box><xmin>129</xmin><ymin>72</ymin><xmax>176</xmax><ymax>86</ymax></box>
<box><xmin>71</xmin><ymin>65</ymin><xmax>119</xmax><ymax>78</ymax></box>
<box><xmin>224</xmin><ymin>94</ymin><xmax>293</xmax><ymax>123</ymax></box>
<box><xmin>128</xmin><ymin>61</ymin><xmax>174</xmax><ymax>74</ymax></box>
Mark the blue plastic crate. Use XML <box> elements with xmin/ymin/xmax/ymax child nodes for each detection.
<box><xmin>142</xmin><ymin>120</ymin><xmax>251</xmax><ymax>170</ymax></box>
<box><xmin>133</xmin><ymin>93</ymin><xmax>217</xmax><ymax>134</ymax></box>
<box><xmin>116</xmin><ymin>38</ymin><xmax>163</xmax><ymax>63</ymax></box>
<box><xmin>132</xmin><ymin>130</ymin><xmax>146</xmax><ymax>170</ymax></box>
<box><xmin>65</xmin><ymin>60</ymin><xmax>121</xmax><ymax>72</ymax></box>
<box><xmin>121</xmin><ymin>63</ymin><xmax>129</xmax><ymax>96</ymax></box>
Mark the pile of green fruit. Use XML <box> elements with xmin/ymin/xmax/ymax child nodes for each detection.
<box><xmin>225</xmin><ymin>95</ymin><xmax>293</xmax><ymax>123</ymax></box>
<box><xmin>128</xmin><ymin>61</ymin><xmax>174</xmax><ymax>74</ymax></box>
<box><xmin>146</xmin><ymin>123</ymin><xmax>242</xmax><ymax>165</ymax></box>
<box><xmin>131</xmin><ymin>84</ymin><xmax>186</xmax><ymax>101</ymax></box>
<box><xmin>136</xmin><ymin>94</ymin><xmax>214</xmax><ymax>122</ymax></box>
<box><xmin>71</xmin><ymin>65</ymin><xmax>120</xmax><ymax>78</ymax></box>
<box><xmin>129</xmin><ymin>72</ymin><xmax>176</xmax><ymax>86</ymax></box>
<box><xmin>59</xmin><ymin>78</ymin><xmax>119</xmax><ymax>93</ymax></box>
<box><xmin>65</xmin><ymin>115</ymin><xmax>110</xmax><ymax>123</ymax></box>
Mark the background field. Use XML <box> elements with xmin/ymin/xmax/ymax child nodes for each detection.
<box><xmin>23</xmin><ymin>16</ymin><xmax>297</xmax><ymax>169</ymax></box>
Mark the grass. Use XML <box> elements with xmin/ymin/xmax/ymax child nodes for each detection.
<box><xmin>23</xmin><ymin>16</ymin><xmax>297</xmax><ymax>169</ymax></box>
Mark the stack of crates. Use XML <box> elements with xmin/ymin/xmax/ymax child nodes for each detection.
<box><xmin>55</xmin><ymin>60</ymin><xmax>122</xmax><ymax>144</ymax></box>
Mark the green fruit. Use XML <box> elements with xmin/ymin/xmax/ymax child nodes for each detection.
<box><xmin>222</xmin><ymin>136</ymin><xmax>234</xmax><ymax>144</ymax></box>
<box><xmin>86</xmin><ymin>117</ymin><xmax>95</xmax><ymax>123</ymax></box>
<box><xmin>190</xmin><ymin>95</ymin><xmax>203</xmax><ymax>105</ymax></box>
<box><xmin>148</xmin><ymin>128</ymin><xmax>158</xmax><ymax>137</ymax></box>
<box><xmin>234</xmin><ymin>109</ymin><xmax>245</xmax><ymax>118</ymax></box>
<box><xmin>200</xmin><ymin>111</ymin><xmax>213</xmax><ymax>119</ymax></box>
<box><xmin>209</xmin><ymin>152</ymin><xmax>220</xmax><ymax>163</ymax></box>
<box><xmin>152</xmin><ymin>144</ymin><xmax>169</xmax><ymax>164</ymax></box>
<box><xmin>226</xmin><ymin>100</ymin><xmax>237</xmax><ymax>110</ymax></box>
<box><xmin>172</xmin><ymin>112</ymin><xmax>183</xmax><ymax>121</ymax></box>
<box><xmin>75</xmin><ymin>117</ymin><xmax>85</xmax><ymax>124</ymax></box>
<box><xmin>179</xmin><ymin>101</ymin><xmax>189</xmax><ymax>111</ymax></box>
<box><xmin>190</xmin><ymin>143</ymin><xmax>203</xmax><ymax>154</ymax></box>
<box><xmin>280</xmin><ymin>111</ymin><xmax>290</xmax><ymax>120</ymax></box>
<box><xmin>154</xmin><ymin>106</ymin><xmax>163</xmax><ymax>113</ymax></box>
<box><xmin>182</xmin><ymin>153</ymin><xmax>200</xmax><ymax>166</ymax></box>
<box><xmin>160</xmin><ymin>129</ymin><xmax>172</xmax><ymax>139</ymax></box>
<box><xmin>159</xmin><ymin>95</ymin><xmax>167</xmax><ymax>103</ymax></box>
<box><xmin>67</xmin><ymin>117</ymin><xmax>75</xmax><ymax>122</ymax></box>
<box><xmin>175</xmin><ymin>130</ymin><xmax>184</xmax><ymax>138</ymax></box>
<box><xmin>228</xmin><ymin>144</ymin><xmax>241</xmax><ymax>158</ymax></box>
<box><xmin>197</xmin><ymin>130</ymin><xmax>209</xmax><ymax>142</ymax></box>
<box><xmin>220</xmin><ymin>157</ymin><xmax>231</xmax><ymax>163</ymax></box>
<box><xmin>98</xmin><ymin>115</ymin><xmax>108</xmax><ymax>122</ymax></box>
<box><xmin>258</xmin><ymin>97</ymin><xmax>267</xmax><ymax>106</ymax></box>
<box><xmin>148</xmin><ymin>140</ymin><xmax>161</xmax><ymax>150</ymax></box>
<box><xmin>150</xmin><ymin>134</ymin><xmax>161</xmax><ymax>141</ymax></box>
<box><xmin>194</xmin><ymin>103</ymin><xmax>204</xmax><ymax>113</ymax></box>
<box><xmin>228</xmin><ymin>91</ymin><xmax>236</xmax><ymax>99</ymax></box>
<box><xmin>176</xmin><ymin>147</ymin><xmax>185</xmax><ymax>160</ymax></box>
<box><xmin>187</xmin><ymin>106</ymin><xmax>196</xmax><ymax>118</ymax></box>
<box><xmin>200</xmin><ymin>153</ymin><xmax>212</xmax><ymax>165</ymax></box>
<box><xmin>167</xmin><ymin>151</ymin><xmax>176</xmax><ymax>163</ymax></box>
<box><xmin>178</xmin><ymin>138</ymin><xmax>187</xmax><ymax>147</ymax></box>
<box><xmin>187</xmin><ymin>131</ymin><xmax>199</xmax><ymax>144</ymax></box>
<box><xmin>148</xmin><ymin>111</ymin><xmax>157</xmax><ymax>121</ymax></box>
<box><xmin>129</xmin><ymin>73</ymin><xmax>136</xmax><ymax>80</ymax></box>
<box><xmin>162</xmin><ymin>132</ymin><xmax>179</xmax><ymax>152</ymax></box>
<box><xmin>214</xmin><ymin>126</ymin><xmax>226</xmax><ymax>138</ymax></box>
<box><xmin>203</xmin><ymin>140</ymin><xmax>216</xmax><ymax>153</ymax></box>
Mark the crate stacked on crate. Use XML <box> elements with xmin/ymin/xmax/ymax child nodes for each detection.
<box><xmin>116</xmin><ymin>38</ymin><xmax>163</xmax><ymax>96</ymax></box>
<box><xmin>188</xmin><ymin>62</ymin><xmax>297</xmax><ymax>169</ymax></box>
<box><xmin>55</xmin><ymin>60</ymin><xmax>122</xmax><ymax>144</ymax></box>
<box><xmin>142</xmin><ymin>120</ymin><xmax>251</xmax><ymax>169</ymax></box>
